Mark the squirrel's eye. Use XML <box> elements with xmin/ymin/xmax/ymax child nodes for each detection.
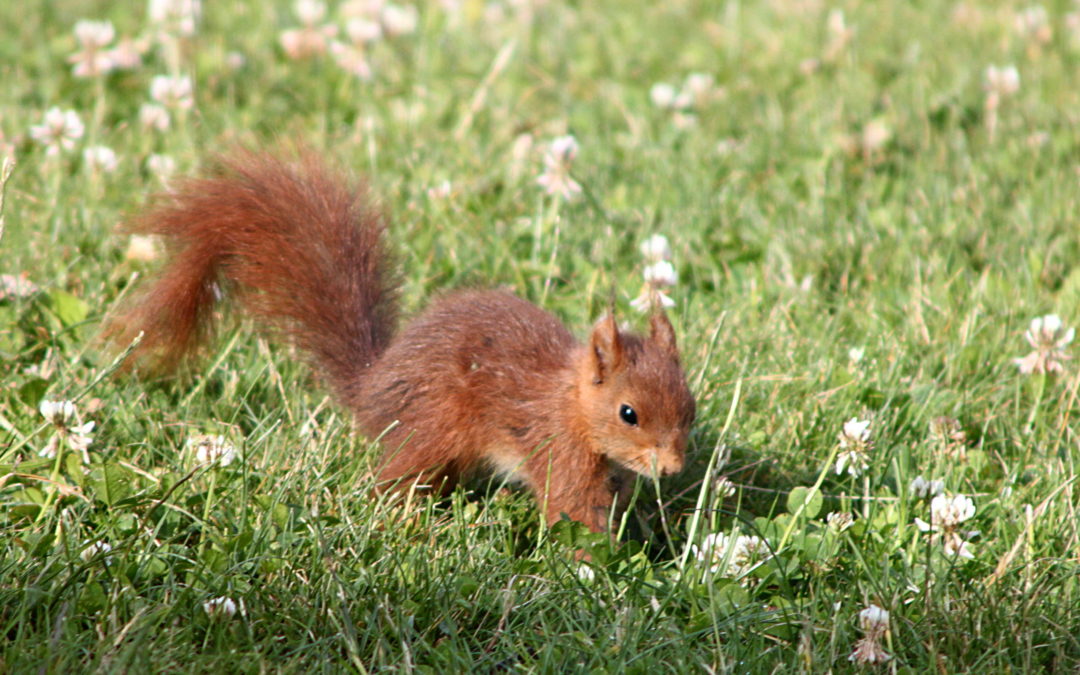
<box><xmin>619</xmin><ymin>404</ymin><xmax>638</xmax><ymax>426</ymax></box>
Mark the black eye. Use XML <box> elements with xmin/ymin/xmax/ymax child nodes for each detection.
<box><xmin>619</xmin><ymin>404</ymin><xmax>638</xmax><ymax>426</ymax></box>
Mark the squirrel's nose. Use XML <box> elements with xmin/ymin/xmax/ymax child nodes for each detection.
<box><xmin>656</xmin><ymin>448</ymin><xmax>684</xmax><ymax>476</ymax></box>
<box><xmin>663</xmin><ymin>456</ymin><xmax>684</xmax><ymax>475</ymax></box>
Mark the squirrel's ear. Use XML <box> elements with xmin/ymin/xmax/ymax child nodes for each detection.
<box><xmin>649</xmin><ymin>310</ymin><xmax>678</xmax><ymax>356</ymax></box>
<box><xmin>589</xmin><ymin>314</ymin><xmax>624</xmax><ymax>383</ymax></box>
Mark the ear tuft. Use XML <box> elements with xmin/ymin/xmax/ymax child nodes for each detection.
<box><xmin>649</xmin><ymin>310</ymin><xmax>678</xmax><ymax>355</ymax></box>
<box><xmin>588</xmin><ymin>314</ymin><xmax>623</xmax><ymax>383</ymax></box>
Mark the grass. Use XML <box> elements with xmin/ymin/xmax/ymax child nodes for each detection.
<box><xmin>3</xmin><ymin>0</ymin><xmax>1080</xmax><ymax>671</ymax></box>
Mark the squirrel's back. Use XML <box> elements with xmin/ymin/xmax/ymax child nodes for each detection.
<box><xmin>356</xmin><ymin>288</ymin><xmax>579</xmax><ymax>483</ymax></box>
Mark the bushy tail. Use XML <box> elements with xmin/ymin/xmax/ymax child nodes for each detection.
<box><xmin>105</xmin><ymin>149</ymin><xmax>399</xmax><ymax>405</ymax></box>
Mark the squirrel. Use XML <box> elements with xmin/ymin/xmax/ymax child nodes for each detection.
<box><xmin>105</xmin><ymin>149</ymin><xmax>696</xmax><ymax>534</ymax></box>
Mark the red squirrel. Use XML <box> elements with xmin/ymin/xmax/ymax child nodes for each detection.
<box><xmin>106</xmin><ymin>149</ymin><xmax>696</xmax><ymax>533</ymax></box>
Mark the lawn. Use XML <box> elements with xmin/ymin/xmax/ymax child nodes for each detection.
<box><xmin>2</xmin><ymin>0</ymin><xmax>1080</xmax><ymax>671</ymax></box>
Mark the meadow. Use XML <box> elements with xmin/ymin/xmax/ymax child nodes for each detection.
<box><xmin>2</xmin><ymin>0</ymin><xmax>1080</xmax><ymax>671</ymax></box>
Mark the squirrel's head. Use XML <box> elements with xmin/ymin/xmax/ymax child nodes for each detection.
<box><xmin>577</xmin><ymin>310</ymin><xmax>696</xmax><ymax>477</ymax></box>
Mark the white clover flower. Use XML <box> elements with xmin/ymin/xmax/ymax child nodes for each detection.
<box><xmin>642</xmin><ymin>260</ymin><xmax>678</xmax><ymax>288</ymax></box>
<box><xmin>848</xmin><ymin>347</ymin><xmax>865</xmax><ymax>363</ymax></box>
<box><xmin>827</xmin><ymin>9</ymin><xmax>848</xmax><ymax>38</ymax></box>
<box><xmin>381</xmin><ymin>4</ymin><xmax>419</xmax><ymax>36</ymax></box>
<box><xmin>39</xmin><ymin>400</ymin><xmax>95</xmax><ymax>462</ymax></box>
<box><xmin>713</xmin><ymin>476</ymin><xmax>736</xmax><ymax>499</ymax></box>
<box><xmin>40</xmin><ymin>421</ymin><xmax>95</xmax><ymax>463</ymax></box>
<box><xmin>0</xmin><ymin>274</ymin><xmax>39</xmax><ymax>300</ymax></box>
<box><xmin>40</xmin><ymin>399</ymin><xmax>78</xmax><ymax>426</ymax></box>
<box><xmin>30</xmin><ymin>108</ymin><xmax>85</xmax><ymax>156</ymax></box>
<box><xmin>849</xmin><ymin>636</ymin><xmax>891</xmax><ymax>664</ymax></box>
<box><xmin>630</xmin><ymin>289</ymin><xmax>675</xmax><ymax>312</ymax></box>
<box><xmin>295</xmin><ymin>0</ymin><xmax>327</xmax><ymax>24</ymax></box>
<box><xmin>281</xmin><ymin>27</ymin><xmax>330</xmax><ymax>59</ymax></box>
<box><xmin>69</xmin><ymin>20</ymin><xmax>116</xmax><ymax>77</ymax></box>
<box><xmin>80</xmin><ymin>540</ymin><xmax>113</xmax><ymax>562</ymax></box>
<box><xmin>860</xmin><ymin>119</ymin><xmax>891</xmax><ymax>154</ymax></box>
<box><xmin>536</xmin><ymin>135</ymin><xmax>582</xmax><ymax>200</ymax></box>
<box><xmin>189</xmin><ymin>434</ymin><xmax>238</xmax><ymax>467</ymax></box>
<box><xmin>826</xmin><ymin>511</ymin><xmax>855</xmax><ymax>532</ymax></box>
<box><xmin>426</xmin><ymin>180</ymin><xmax>452</xmax><ymax>200</ymax></box>
<box><xmin>835</xmin><ymin>448</ymin><xmax>869</xmax><ymax>477</ymax></box>
<box><xmin>83</xmin><ymin>145</ymin><xmax>118</xmax><ymax>173</ymax></box>
<box><xmin>692</xmin><ymin>531</ymin><xmax>770</xmax><ymax>579</ymax></box>
<box><xmin>224</xmin><ymin>51</ymin><xmax>246</xmax><ymax>70</ymax></box>
<box><xmin>924</xmin><ymin>494</ymin><xmax>975</xmax><ymax>530</ymax></box>
<box><xmin>148</xmin><ymin>0</ymin><xmax>202</xmax><ymax>37</ymax></box>
<box><xmin>985</xmin><ymin>65</ymin><xmax>1020</xmax><ymax>98</ymax></box>
<box><xmin>139</xmin><ymin>103</ymin><xmax>171</xmax><ymax>132</ymax></box>
<box><xmin>150</xmin><ymin>74</ymin><xmax>194</xmax><ymax>110</ymax></box>
<box><xmin>345</xmin><ymin>17</ymin><xmax>382</xmax><ymax>43</ymax></box>
<box><xmin>125</xmin><ymin>234</ymin><xmax>161</xmax><ymax>262</ymax></box>
<box><xmin>147</xmin><ymin>153</ymin><xmax>176</xmax><ymax>180</ymax></box>
<box><xmin>202</xmin><ymin>596</ymin><xmax>238</xmax><ymax>618</ymax></box>
<box><xmin>858</xmin><ymin>604</ymin><xmax>889</xmax><ymax>632</ymax></box>
<box><xmin>942</xmin><ymin>531</ymin><xmax>974</xmax><ymax>559</ymax></box>
<box><xmin>914</xmin><ymin>494</ymin><xmax>977</xmax><ymax>558</ymax></box>
<box><xmin>1014</xmin><ymin>6</ymin><xmax>1051</xmax><ymax>45</ymax></box>
<box><xmin>67</xmin><ymin>421</ymin><xmax>96</xmax><ymax>459</ymax></box>
<box><xmin>649</xmin><ymin>82</ymin><xmax>678</xmax><ymax>109</ymax></box>
<box><xmin>639</xmin><ymin>234</ymin><xmax>672</xmax><ymax>263</ymax></box>
<box><xmin>909</xmin><ymin>475</ymin><xmax>945</xmax><ymax>499</ymax></box>
<box><xmin>631</xmin><ymin>260</ymin><xmax>678</xmax><ymax>312</ymax></box>
<box><xmin>840</xmin><ymin>417</ymin><xmax>871</xmax><ymax>446</ymax></box>
<box><xmin>39</xmin><ymin>436</ymin><xmax>61</xmax><ymax>459</ymax></box>
<box><xmin>1014</xmin><ymin>314</ymin><xmax>1073</xmax><ymax>375</ymax></box>
<box><xmin>330</xmin><ymin>41</ymin><xmax>373</xmax><ymax>79</ymax></box>
<box><xmin>106</xmin><ymin>37</ymin><xmax>147</xmax><ymax>71</ymax></box>
<box><xmin>849</xmin><ymin>604</ymin><xmax>891</xmax><ymax>664</ymax></box>
<box><xmin>74</xmin><ymin>20</ymin><xmax>115</xmax><ymax>49</ymax></box>
<box><xmin>682</xmin><ymin>72</ymin><xmax>714</xmax><ymax>103</ymax></box>
<box><xmin>835</xmin><ymin>417</ymin><xmax>872</xmax><ymax>477</ymax></box>
<box><xmin>280</xmin><ymin>0</ymin><xmax>339</xmax><ymax>59</ymax></box>
<box><xmin>547</xmin><ymin>135</ymin><xmax>578</xmax><ymax>163</ymax></box>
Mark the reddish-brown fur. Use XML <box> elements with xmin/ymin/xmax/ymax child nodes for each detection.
<box><xmin>106</xmin><ymin>150</ymin><xmax>696</xmax><ymax>533</ymax></box>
